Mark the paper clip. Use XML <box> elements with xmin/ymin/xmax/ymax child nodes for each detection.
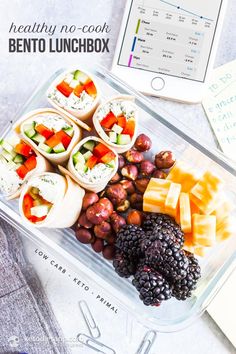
<box><xmin>135</xmin><ymin>330</ymin><xmax>157</xmax><ymax>354</ymax></box>
<box><xmin>79</xmin><ymin>300</ymin><xmax>101</xmax><ymax>338</ymax></box>
<box><xmin>77</xmin><ymin>333</ymin><xmax>116</xmax><ymax>354</ymax></box>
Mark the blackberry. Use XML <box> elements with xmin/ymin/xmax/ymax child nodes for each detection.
<box><xmin>143</xmin><ymin>213</ymin><xmax>184</xmax><ymax>247</ymax></box>
<box><xmin>141</xmin><ymin>227</ymin><xmax>179</xmax><ymax>255</ymax></box>
<box><xmin>132</xmin><ymin>265</ymin><xmax>172</xmax><ymax>306</ymax></box>
<box><xmin>172</xmin><ymin>251</ymin><xmax>201</xmax><ymax>300</ymax></box>
<box><xmin>113</xmin><ymin>252</ymin><xmax>136</xmax><ymax>278</ymax></box>
<box><xmin>115</xmin><ymin>224</ymin><xmax>145</xmax><ymax>258</ymax></box>
<box><xmin>159</xmin><ymin>248</ymin><xmax>189</xmax><ymax>281</ymax></box>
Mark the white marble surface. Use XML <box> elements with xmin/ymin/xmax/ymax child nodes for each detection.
<box><xmin>0</xmin><ymin>0</ymin><xmax>236</xmax><ymax>353</ymax></box>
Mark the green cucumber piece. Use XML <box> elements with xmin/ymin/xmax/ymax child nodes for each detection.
<box><xmin>62</xmin><ymin>126</ymin><xmax>74</xmax><ymax>137</ymax></box>
<box><xmin>75</xmin><ymin>162</ymin><xmax>88</xmax><ymax>173</ymax></box>
<box><xmin>13</xmin><ymin>154</ymin><xmax>24</xmax><ymax>164</ymax></box>
<box><xmin>73</xmin><ymin>151</ymin><xmax>85</xmax><ymax>165</ymax></box>
<box><xmin>0</xmin><ymin>139</ymin><xmax>15</xmax><ymax>154</ymax></box>
<box><xmin>1</xmin><ymin>149</ymin><xmax>15</xmax><ymax>161</ymax></box>
<box><xmin>109</xmin><ymin>131</ymin><xmax>117</xmax><ymax>143</ymax></box>
<box><xmin>38</xmin><ymin>143</ymin><xmax>52</xmax><ymax>153</ymax></box>
<box><xmin>117</xmin><ymin>134</ymin><xmax>131</xmax><ymax>145</ymax></box>
<box><xmin>73</xmin><ymin>70</ymin><xmax>89</xmax><ymax>84</ymax></box>
<box><xmin>30</xmin><ymin>205</ymin><xmax>50</xmax><ymax>218</ymax></box>
<box><xmin>24</xmin><ymin>123</ymin><xmax>36</xmax><ymax>138</ymax></box>
<box><xmin>32</xmin><ymin>133</ymin><xmax>46</xmax><ymax>144</ymax></box>
<box><xmin>83</xmin><ymin>140</ymin><xmax>95</xmax><ymax>152</ymax></box>
<box><xmin>53</xmin><ymin>142</ymin><xmax>66</xmax><ymax>153</ymax></box>
<box><xmin>83</xmin><ymin>150</ymin><xmax>93</xmax><ymax>161</ymax></box>
<box><xmin>106</xmin><ymin>160</ymin><xmax>116</xmax><ymax>168</ymax></box>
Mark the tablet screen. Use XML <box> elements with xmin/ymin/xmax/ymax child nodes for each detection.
<box><xmin>118</xmin><ymin>0</ymin><xmax>223</xmax><ymax>82</ymax></box>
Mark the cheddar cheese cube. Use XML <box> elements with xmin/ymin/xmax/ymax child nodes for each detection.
<box><xmin>192</xmin><ymin>214</ymin><xmax>216</xmax><ymax>247</ymax></box>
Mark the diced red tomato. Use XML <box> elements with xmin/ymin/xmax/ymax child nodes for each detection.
<box><xmin>29</xmin><ymin>215</ymin><xmax>47</xmax><ymax>223</ymax></box>
<box><xmin>84</xmin><ymin>80</ymin><xmax>97</xmax><ymax>96</ymax></box>
<box><xmin>35</xmin><ymin>124</ymin><xmax>54</xmax><ymax>139</ymax></box>
<box><xmin>122</xmin><ymin>119</ymin><xmax>135</xmax><ymax>137</ymax></box>
<box><xmin>100</xmin><ymin>151</ymin><xmax>116</xmax><ymax>164</ymax></box>
<box><xmin>56</xmin><ymin>130</ymin><xmax>72</xmax><ymax>148</ymax></box>
<box><xmin>16</xmin><ymin>164</ymin><xmax>29</xmax><ymax>179</ymax></box>
<box><xmin>23</xmin><ymin>193</ymin><xmax>34</xmax><ymax>219</ymax></box>
<box><xmin>74</xmin><ymin>84</ymin><xmax>84</xmax><ymax>97</ymax></box>
<box><xmin>93</xmin><ymin>143</ymin><xmax>111</xmax><ymax>158</ymax></box>
<box><xmin>117</xmin><ymin>116</ymin><xmax>126</xmax><ymax>130</ymax></box>
<box><xmin>56</xmin><ymin>81</ymin><xmax>73</xmax><ymax>97</ymax></box>
<box><xmin>100</xmin><ymin>112</ymin><xmax>117</xmax><ymax>129</ymax></box>
<box><xmin>86</xmin><ymin>155</ymin><xmax>98</xmax><ymax>169</ymax></box>
<box><xmin>24</xmin><ymin>156</ymin><xmax>37</xmax><ymax>171</ymax></box>
<box><xmin>15</xmin><ymin>142</ymin><xmax>34</xmax><ymax>157</ymax></box>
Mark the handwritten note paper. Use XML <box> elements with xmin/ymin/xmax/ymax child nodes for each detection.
<box><xmin>202</xmin><ymin>60</ymin><xmax>236</xmax><ymax>159</ymax></box>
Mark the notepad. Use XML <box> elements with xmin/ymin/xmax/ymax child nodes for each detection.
<box><xmin>207</xmin><ymin>269</ymin><xmax>236</xmax><ymax>348</ymax></box>
<box><xmin>202</xmin><ymin>60</ymin><xmax>236</xmax><ymax>160</ymax></box>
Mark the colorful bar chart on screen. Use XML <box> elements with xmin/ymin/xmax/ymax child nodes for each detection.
<box><xmin>118</xmin><ymin>0</ymin><xmax>223</xmax><ymax>82</ymax></box>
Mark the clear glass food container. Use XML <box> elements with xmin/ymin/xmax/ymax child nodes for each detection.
<box><xmin>0</xmin><ymin>66</ymin><xmax>236</xmax><ymax>333</ymax></box>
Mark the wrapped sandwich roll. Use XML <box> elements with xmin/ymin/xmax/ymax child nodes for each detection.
<box><xmin>0</xmin><ymin>134</ymin><xmax>52</xmax><ymax>200</ymax></box>
<box><xmin>13</xmin><ymin>108</ymin><xmax>82</xmax><ymax>165</ymax></box>
<box><xmin>61</xmin><ymin>136</ymin><xmax>118</xmax><ymax>193</ymax></box>
<box><xmin>47</xmin><ymin>69</ymin><xmax>100</xmax><ymax>121</ymax></box>
<box><xmin>93</xmin><ymin>95</ymin><xmax>138</xmax><ymax>154</ymax></box>
<box><xmin>19</xmin><ymin>172</ymin><xmax>85</xmax><ymax>228</ymax></box>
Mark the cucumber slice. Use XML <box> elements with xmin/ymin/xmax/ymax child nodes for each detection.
<box><xmin>117</xmin><ymin>134</ymin><xmax>131</xmax><ymax>145</ymax></box>
<box><xmin>109</xmin><ymin>131</ymin><xmax>117</xmax><ymax>143</ymax></box>
<box><xmin>112</xmin><ymin>124</ymin><xmax>123</xmax><ymax>135</ymax></box>
<box><xmin>75</xmin><ymin>162</ymin><xmax>88</xmax><ymax>173</ymax></box>
<box><xmin>83</xmin><ymin>150</ymin><xmax>93</xmax><ymax>161</ymax></box>
<box><xmin>0</xmin><ymin>139</ymin><xmax>14</xmax><ymax>154</ymax></box>
<box><xmin>107</xmin><ymin>160</ymin><xmax>116</xmax><ymax>169</ymax></box>
<box><xmin>38</xmin><ymin>143</ymin><xmax>52</xmax><ymax>153</ymax></box>
<box><xmin>83</xmin><ymin>140</ymin><xmax>95</xmax><ymax>152</ymax></box>
<box><xmin>1</xmin><ymin>149</ymin><xmax>15</xmax><ymax>161</ymax></box>
<box><xmin>32</xmin><ymin>133</ymin><xmax>46</xmax><ymax>144</ymax></box>
<box><xmin>62</xmin><ymin>126</ymin><xmax>74</xmax><ymax>137</ymax></box>
<box><xmin>53</xmin><ymin>142</ymin><xmax>66</xmax><ymax>153</ymax></box>
<box><xmin>29</xmin><ymin>190</ymin><xmax>39</xmax><ymax>200</ymax></box>
<box><xmin>73</xmin><ymin>151</ymin><xmax>85</xmax><ymax>165</ymax></box>
<box><xmin>73</xmin><ymin>70</ymin><xmax>89</xmax><ymax>84</ymax></box>
<box><xmin>24</xmin><ymin>123</ymin><xmax>36</xmax><ymax>138</ymax></box>
<box><xmin>30</xmin><ymin>205</ymin><xmax>50</xmax><ymax>218</ymax></box>
<box><xmin>32</xmin><ymin>187</ymin><xmax>39</xmax><ymax>195</ymax></box>
<box><xmin>14</xmin><ymin>154</ymin><xmax>24</xmax><ymax>164</ymax></box>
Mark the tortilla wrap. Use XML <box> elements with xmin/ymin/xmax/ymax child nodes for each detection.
<box><xmin>19</xmin><ymin>172</ymin><xmax>85</xmax><ymax>228</ymax></box>
<box><xmin>13</xmin><ymin>108</ymin><xmax>82</xmax><ymax>165</ymax></box>
<box><xmin>46</xmin><ymin>69</ymin><xmax>100</xmax><ymax>121</ymax></box>
<box><xmin>93</xmin><ymin>95</ymin><xmax>138</xmax><ymax>154</ymax></box>
<box><xmin>63</xmin><ymin>136</ymin><xmax>118</xmax><ymax>193</ymax></box>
